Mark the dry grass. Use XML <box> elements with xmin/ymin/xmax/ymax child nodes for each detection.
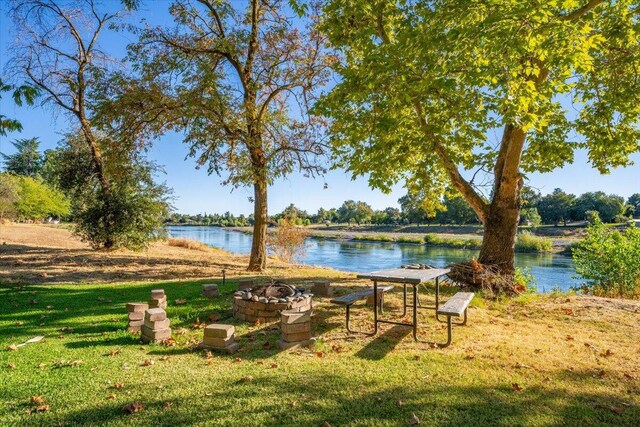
<box><xmin>0</xmin><ymin>224</ymin><xmax>341</xmax><ymax>285</ymax></box>
<box><xmin>167</xmin><ymin>237</ymin><xmax>211</xmax><ymax>252</ymax></box>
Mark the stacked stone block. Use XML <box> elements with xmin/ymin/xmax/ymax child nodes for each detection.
<box><xmin>201</xmin><ymin>284</ymin><xmax>220</xmax><ymax>298</ymax></box>
<box><xmin>141</xmin><ymin>308</ymin><xmax>171</xmax><ymax>343</ymax></box>
<box><xmin>311</xmin><ymin>280</ymin><xmax>333</xmax><ymax>297</ymax></box>
<box><xmin>277</xmin><ymin>310</ymin><xmax>314</xmax><ymax>350</ymax></box>
<box><xmin>126</xmin><ymin>303</ymin><xmax>148</xmax><ymax>333</ymax></box>
<box><xmin>149</xmin><ymin>289</ymin><xmax>167</xmax><ymax>309</ymax></box>
<box><xmin>199</xmin><ymin>324</ymin><xmax>239</xmax><ymax>353</ymax></box>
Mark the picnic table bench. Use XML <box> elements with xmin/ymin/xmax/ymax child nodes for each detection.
<box><xmin>436</xmin><ymin>291</ymin><xmax>474</xmax><ymax>347</ymax></box>
<box><xmin>331</xmin><ymin>285</ymin><xmax>393</xmax><ymax>334</ymax></box>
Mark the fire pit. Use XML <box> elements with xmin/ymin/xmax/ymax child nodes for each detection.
<box><xmin>233</xmin><ymin>281</ymin><xmax>312</xmax><ymax>323</ymax></box>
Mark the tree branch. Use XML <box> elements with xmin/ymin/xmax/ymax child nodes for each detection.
<box><xmin>561</xmin><ymin>0</ymin><xmax>604</xmax><ymax>21</ymax></box>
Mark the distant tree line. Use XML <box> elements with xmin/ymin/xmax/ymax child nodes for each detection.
<box><xmin>173</xmin><ymin>187</ymin><xmax>640</xmax><ymax>228</ymax></box>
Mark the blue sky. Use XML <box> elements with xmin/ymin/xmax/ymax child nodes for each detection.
<box><xmin>1</xmin><ymin>1</ymin><xmax>638</xmax><ymax>216</ymax></box>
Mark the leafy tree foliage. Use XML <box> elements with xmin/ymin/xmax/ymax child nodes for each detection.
<box><xmin>0</xmin><ymin>173</ymin><xmax>21</xmax><ymax>220</ymax></box>
<box><xmin>1</xmin><ymin>138</ymin><xmax>43</xmax><ymax>177</ymax></box>
<box><xmin>571</xmin><ymin>191</ymin><xmax>625</xmax><ymax>223</ymax></box>
<box><xmin>628</xmin><ymin>194</ymin><xmax>640</xmax><ymax>218</ymax></box>
<box><xmin>336</xmin><ymin>200</ymin><xmax>374</xmax><ymax>224</ymax></box>
<box><xmin>99</xmin><ymin>0</ymin><xmax>333</xmax><ymax>270</ymax></box>
<box><xmin>573</xmin><ymin>215</ymin><xmax>640</xmax><ymax>297</ymax></box>
<box><xmin>537</xmin><ymin>188</ymin><xmax>576</xmax><ymax>225</ymax></box>
<box><xmin>0</xmin><ymin>172</ymin><xmax>70</xmax><ymax>221</ymax></box>
<box><xmin>0</xmin><ymin>79</ymin><xmax>38</xmax><ymax>136</ymax></box>
<box><xmin>45</xmin><ymin>132</ymin><xmax>172</xmax><ymax>250</ymax></box>
<box><xmin>319</xmin><ymin>0</ymin><xmax>640</xmax><ymax>274</ymax></box>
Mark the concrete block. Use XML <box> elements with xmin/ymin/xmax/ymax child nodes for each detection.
<box><xmin>126</xmin><ymin>302</ymin><xmax>149</xmax><ymax>312</ymax></box>
<box><xmin>277</xmin><ymin>338</ymin><xmax>315</xmax><ymax>350</ymax></box>
<box><xmin>144</xmin><ymin>308</ymin><xmax>167</xmax><ymax>321</ymax></box>
<box><xmin>144</xmin><ymin>318</ymin><xmax>170</xmax><ymax>329</ymax></box>
<box><xmin>203</xmin><ymin>324</ymin><xmax>234</xmax><ymax>339</ymax></box>
<box><xmin>150</xmin><ymin>289</ymin><xmax>165</xmax><ymax>298</ymax></box>
<box><xmin>283</xmin><ymin>330</ymin><xmax>312</xmax><ymax>342</ymax></box>
<box><xmin>281</xmin><ymin>322</ymin><xmax>310</xmax><ymax>334</ymax></box>
<box><xmin>281</xmin><ymin>310</ymin><xmax>312</xmax><ymax>325</ymax></box>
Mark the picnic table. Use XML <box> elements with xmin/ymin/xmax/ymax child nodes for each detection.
<box><xmin>356</xmin><ymin>267</ymin><xmax>451</xmax><ymax>342</ymax></box>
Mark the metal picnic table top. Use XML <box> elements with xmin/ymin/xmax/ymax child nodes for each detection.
<box><xmin>357</xmin><ymin>267</ymin><xmax>451</xmax><ymax>284</ymax></box>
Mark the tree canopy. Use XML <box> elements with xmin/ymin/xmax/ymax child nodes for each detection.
<box><xmin>1</xmin><ymin>138</ymin><xmax>43</xmax><ymax>177</ymax></box>
<box><xmin>318</xmin><ymin>0</ymin><xmax>640</xmax><ymax>277</ymax></box>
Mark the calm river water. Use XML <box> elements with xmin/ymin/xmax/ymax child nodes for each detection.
<box><xmin>167</xmin><ymin>226</ymin><xmax>580</xmax><ymax>292</ymax></box>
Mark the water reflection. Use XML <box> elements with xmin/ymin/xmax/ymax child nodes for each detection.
<box><xmin>167</xmin><ymin>226</ymin><xmax>579</xmax><ymax>292</ymax></box>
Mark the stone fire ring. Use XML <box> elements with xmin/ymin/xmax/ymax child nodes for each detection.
<box><xmin>232</xmin><ymin>282</ymin><xmax>312</xmax><ymax>323</ymax></box>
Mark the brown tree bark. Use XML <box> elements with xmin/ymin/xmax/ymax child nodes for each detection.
<box><xmin>248</xmin><ymin>169</ymin><xmax>268</xmax><ymax>271</ymax></box>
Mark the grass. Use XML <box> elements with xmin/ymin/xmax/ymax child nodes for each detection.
<box><xmin>167</xmin><ymin>238</ymin><xmax>212</xmax><ymax>252</ymax></box>
<box><xmin>424</xmin><ymin>233</ymin><xmax>483</xmax><ymax>249</ymax></box>
<box><xmin>515</xmin><ymin>232</ymin><xmax>553</xmax><ymax>253</ymax></box>
<box><xmin>2</xmin><ymin>279</ymin><xmax>639</xmax><ymax>426</ymax></box>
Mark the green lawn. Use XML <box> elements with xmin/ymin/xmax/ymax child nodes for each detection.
<box><xmin>1</xmin><ymin>279</ymin><xmax>638</xmax><ymax>426</ymax></box>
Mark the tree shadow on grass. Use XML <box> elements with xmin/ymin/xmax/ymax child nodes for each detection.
<box><xmin>354</xmin><ymin>325</ymin><xmax>412</xmax><ymax>360</ymax></box>
<box><xmin>43</xmin><ymin>374</ymin><xmax>640</xmax><ymax>427</ymax></box>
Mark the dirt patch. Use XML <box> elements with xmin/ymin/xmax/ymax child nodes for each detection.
<box><xmin>0</xmin><ymin>224</ymin><xmax>337</xmax><ymax>285</ymax></box>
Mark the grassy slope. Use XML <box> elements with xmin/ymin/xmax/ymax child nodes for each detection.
<box><xmin>1</xmin><ymin>279</ymin><xmax>639</xmax><ymax>426</ymax></box>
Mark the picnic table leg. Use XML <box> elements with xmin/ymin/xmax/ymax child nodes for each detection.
<box><xmin>402</xmin><ymin>283</ymin><xmax>408</xmax><ymax>317</ymax></box>
<box><xmin>373</xmin><ymin>280</ymin><xmax>379</xmax><ymax>335</ymax></box>
<box><xmin>412</xmin><ymin>284</ymin><xmax>418</xmax><ymax>341</ymax></box>
<box><xmin>436</xmin><ymin>276</ymin><xmax>445</xmax><ymax>322</ymax></box>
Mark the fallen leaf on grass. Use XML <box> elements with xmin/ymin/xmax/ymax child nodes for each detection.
<box><xmin>162</xmin><ymin>402</ymin><xmax>172</xmax><ymax>409</ymax></box>
<box><xmin>566</xmin><ymin>335</ymin><xmax>574</xmax><ymax>341</ymax></box>
<box><xmin>233</xmin><ymin>357</ymin><xmax>242</xmax><ymax>363</ymax></box>
<box><xmin>122</xmin><ymin>402</ymin><xmax>144</xmax><ymax>414</ymax></box>
<box><xmin>564</xmin><ymin>309</ymin><xmax>574</xmax><ymax>316</ymax></box>
<box><xmin>413</xmin><ymin>355</ymin><xmax>420</xmax><ymax>361</ymax></box>
<box><xmin>141</xmin><ymin>360</ymin><xmax>155</xmax><ymax>367</ymax></box>
<box><xmin>601</xmin><ymin>349</ymin><xmax>614</xmax><ymax>357</ymax></box>
<box><xmin>7</xmin><ymin>363</ymin><xmax>16</xmax><ymax>369</ymax></box>
<box><xmin>174</xmin><ymin>298</ymin><xmax>187</xmax><ymax>305</ymax></box>
<box><xmin>584</xmin><ymin>342</ymin><xmax>600</xmax><ymax>352</ymax></box>
<box><xmin>30</xmin><ymin>396</ymin><xmax>45</xmax><ymax>404</ymax></box>
<box><xmin>239</xmin><ymin>375</ymin><xmax>254</xmax><ymax>383</ymax></box>
<box><xmin>107</xmin><ymin>349</ymin><xmax>122</xmax><ymax>357</ymax></box>
<box><xmin>623</xmin><ymin>373</ymin><xmax>636</xmax><ymax>380</ymax></box>
<box><xmin>6</xmin><ymin>344</ymin><xmax>18</xmax><ymax>351</ymax></box>
<box><xmin>107</xmin><ymin>393</ymin><xmax>116</xmax><ymax>400</ymax></box>
<box><xmin>397</xmin><ymin>400</ymin><xmax>404</xmax><ymax>406</ymax></box>
<box><xmin>37</xmin><ymin>363</ymin><xmax>47</xmax><ymax>369</ymax></box>
<box><xmin>114</xmin><ymin>383</ymin><xmax>125</xmax><ymax>389</ymax></box>
<box><xmin>270</xmin><ymin>363</ymin><xmax>278</xmax><ymax>369</ymax></box>
<box><xmin>46</xmin><ymin>305</ymin><xmax>53</xmax><ymax>310</ymax></box>
<box><xmin>159</xmin><ymin>356</ymin><xmax>169</xmax><ymax>361</ymax></box>
<box><xmin>316</xmin><ymin>351</ymin><xmax>325</xmax><ymax>358</ymax></box>
<box><xmin>512</xmin><ymin>383</ymin><xmax>524</xmax><ymax>391</ymax></box>
<box><xmin>69</xmin><ymin>360</ymin><xmax>83</xmax><ymax>367</ymax></box>
<box><xmin>409</xmin><ymin>413</ymin><xmax>420</xmax><ymax>425</ymax></box>
<box><xmin>204</xmin><ymin>392</ymin><xmax>214</xmax><ymax>397</ymax></box>
<box><xmin>15</xmin><ymin>321</ymin><xmax>24</xmax><ymax>326</ymax></box>
<box><xmin>32</xmin><ymin>405</ymin><xmax>49</xmax><ymax>413</ymax></box>
<box><xmin>162</xmin><ymin>338</ymin><xmax>177</xmax><ymax>346</ymax></box>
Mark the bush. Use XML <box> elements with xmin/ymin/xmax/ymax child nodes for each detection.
<box><xmin>0</xmin><ymin>173</ymin><xmax>70</xmax><ymax>221</ymax></box>
<box><xmin>267</xmin><ymin>219</ymin><xmax>308</xmax><ymax>263</ymax></box>
<box><xmin>573</xmin><ymin>217</ymin><xmax>640</xmax><ymax>297</ymax></box>
<box><xmin>515</xmin><ymin>231</ymin><xmax>552</xmax><ymax>253</ymax></box>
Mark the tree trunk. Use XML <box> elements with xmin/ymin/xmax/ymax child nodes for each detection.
<box><xmin>248</xmin><ymin>171</ymin><xmax>268</xmax><ymax>271</ymax></box>
<box><xmin>478</xmin><ymin>199</ymin><xmax>520</xmax><ymax>274</ymax></box>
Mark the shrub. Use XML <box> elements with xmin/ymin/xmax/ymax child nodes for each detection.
<box><xmin>515</xmin><ymin>231</ymin><xmax>552</xmax><ymax>253</ymax></box>
<box><xmin>267</xmin><ymin>219</ymin><xmax>308</xmax><ymax>263</ymax></box>
<box><xmin>573</xmin><ymin>217</ymin><xmax>640</xmax><ymax>297</ymax></box>
<box><xmin>397</xmin><ymin>236</ymin><xmax>423</xmax><ymax>244</ymax></box>
<box><xmin>15</xmin><ymin>175</ymin><xmax>70</xmax><ymax>221</ymax></box>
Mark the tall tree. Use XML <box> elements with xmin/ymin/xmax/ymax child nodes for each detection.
<box><xmin>1</xmin><ymin>137</ymin><xmax>43</xmax><ymax>177</ymax></box>
<box><xmin>320</xmin><ymin>0</ymin><xmax>640</xmax><ymax>277</ymax></box>
<box><xmin>104</xmin><ymin>0</ymin><xmax>332</xmax><ymax>270</ymax></box>
<box><xmin>9</xmin><ymin>0</ymin><xmax>170</xmax><ymax>250</ymax></box>
<box><xmin>628</xmin><ymin>194</ymin><xmax>640</xmax><ymax>218</ymax></box>
<box><xmin>537</xmin><ymin>189</ymin><xmax>575</xmax><ymax>226</ymax></box>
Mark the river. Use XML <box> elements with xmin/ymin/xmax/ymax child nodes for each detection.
<box><xmin>167</xmin><ymin>226</ymin><xmax>581</xmax><ymax>292</ymax></box>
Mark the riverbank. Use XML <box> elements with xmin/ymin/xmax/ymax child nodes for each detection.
<box><xmin>231</xmin><ymin>225</ymin><xmax>575</xmax><ymax>253</ymax></box>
